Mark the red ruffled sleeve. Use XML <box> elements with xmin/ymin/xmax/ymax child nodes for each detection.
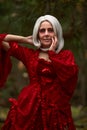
<box><xmin>49</xmin><ymin>50</ymin><xmax>79</xmax><ymax>99</ymax></box>
<box><xmin>0</xmin><ymin>34</ymin><xmax>12</xmax><ymax>88</ymax></box>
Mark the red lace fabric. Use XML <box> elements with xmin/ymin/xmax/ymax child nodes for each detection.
<box><xmin>0</xmin><ymin>34</ymin><xmax>12</xmax><ymax>88</ymax></box>
<box><xmin>0</xmin><ymin>34</ymin><xmax>79</xmax><ymax>130</ymax></box>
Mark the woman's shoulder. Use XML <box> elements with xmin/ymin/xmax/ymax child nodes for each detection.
<box><xmin>58</xmin><ymin>49</ymin><xmax>76</xmax><ymax>64</ymax></box>
<box><xmin>10</xmin><ymin>42</ymin><xmax>35</xmax><ymax>53</ymax></box>
<box><xmin>58</xmin><ymin>49</ymin><xmax>74</xmax><ymax>56</ymax></box>
<box><xmin>49</xmin><ymin>49</ymin><xmax>75</xmax><ymax>61</ymax></box>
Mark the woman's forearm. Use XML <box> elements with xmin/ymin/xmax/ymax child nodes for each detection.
<box><xmin>4</xmin><ymin>34</ymin><xmax>27</xmax><ymax>43</ymax></box>
<box><xmin>3</xmin><ymin>34</ymin><xmax>33</xmax><ymax>45</ymax></box>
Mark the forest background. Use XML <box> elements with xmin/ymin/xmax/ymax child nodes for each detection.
<box><xmin>0</xmin><ymin>0</ymin><xmax>87</xmax><ymax>130</ymax></box>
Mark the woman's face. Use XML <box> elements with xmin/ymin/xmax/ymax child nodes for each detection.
<box><xmin>38</xmin><ymin>21</ymin><xmax>55</xmax><ymax>48</ymax></box>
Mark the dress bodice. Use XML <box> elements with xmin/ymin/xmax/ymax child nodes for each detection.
<box><xmin>37</xmin><ymin>59</ymin><xmax>57</xmax><ymax>86</ymax></box>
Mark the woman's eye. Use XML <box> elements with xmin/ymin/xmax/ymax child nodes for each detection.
<box><xmin>39</xmin><ymin>29</ymin><xmax>45</xmax><ymax>33</ymax></box>
<box><xmin>39</xmin><ymin>28</ymin><xmax>54</xmax><ymax>33</ymax></box>
<box><xmin>48</xmin><ymin>28</ymin><xmax>54</xmax><ymax>32</ymax></box>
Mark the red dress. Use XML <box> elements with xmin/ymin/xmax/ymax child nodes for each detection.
<box><xmin>0</xmin><ymin>34</ymin><xmax>78</xmax><ymax>130</ymax></box>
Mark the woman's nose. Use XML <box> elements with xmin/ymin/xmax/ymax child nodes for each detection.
<box><xmin>45</xmin><ymin>29</ymin><xmax>49</xmax><ymax>35</ymax></box>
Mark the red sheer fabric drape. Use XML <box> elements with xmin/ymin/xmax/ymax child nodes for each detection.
<box><xmin>0</xmin><ymin>34</ymin><xmax>12</xmax><ymax>88</ymax></box>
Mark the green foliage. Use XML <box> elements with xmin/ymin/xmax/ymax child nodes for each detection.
<box><xmin>0</xmin><ymin>0</ymin><xmax>87</xmax><ymax>128</ymax></box>
<box><xmin>72</xmin><ymin>106</ymin><xmax>87</xmax><ymax>130</ymax></box>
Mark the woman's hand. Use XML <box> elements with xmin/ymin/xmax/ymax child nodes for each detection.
<box><xmin>25</xmin><ymin>35</ymin><xmax>33</xmax><ymax>45</ymax></box>
<box><xmin>49</xmin><ymin>36</ymin><xmax>58</xmax><ymax>52</ymax></box>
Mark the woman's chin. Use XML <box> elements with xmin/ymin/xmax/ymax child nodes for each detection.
<box><xmin>41</xmin><ymin>44</ymin><xmax>51</xmax><ymax>49</ymax></box>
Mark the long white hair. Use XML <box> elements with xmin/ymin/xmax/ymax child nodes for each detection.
<box><xmin>33</xmin><ymin>15</ymin><xmax>64</xmax><ymax>53</ymax></box>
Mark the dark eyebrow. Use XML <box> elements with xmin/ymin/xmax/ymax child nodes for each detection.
<box><xmin>39</xmin><ymin>28</ymin><xmax>54</xmax><ymax>33</ymax></box>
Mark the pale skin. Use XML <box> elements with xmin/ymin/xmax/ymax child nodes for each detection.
<box><xmin>2</xmin><ymin>21</ymin><xmax>58</xmax><ymax>61</ymax></box>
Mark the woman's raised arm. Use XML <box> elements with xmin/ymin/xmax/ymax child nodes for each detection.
<box><xmin>2</xmin><ymin>34</ymin><xmax>33</xmax><ymax>51</ymax></box>
<box><xmin>3</xmin><ymin>34</ymin><xmax>33</xmax><ymax>44</ymax></box>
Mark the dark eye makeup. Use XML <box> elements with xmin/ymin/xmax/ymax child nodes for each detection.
<box><xmin>39</xmin><ymin>28</ymin><xmax>54</xmax><ymax>33</ymax></box>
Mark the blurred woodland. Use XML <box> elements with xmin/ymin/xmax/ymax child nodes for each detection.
<box><xmin>0</xmin><ymin>0</ymin><xmax>87</xmax><ymax>129</ymax></box>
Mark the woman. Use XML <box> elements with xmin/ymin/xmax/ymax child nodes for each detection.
<box><xmin>0</xmin><ymin>15</ymin><xmax>78</xmax><ymax>130</ymax></box>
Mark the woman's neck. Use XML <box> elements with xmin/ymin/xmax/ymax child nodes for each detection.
<box><xmin>40</xmin><ymin>47</ymin><xmax>49</xmax><ymax>52</ymax></box>
<box><xmin>39</xmin><ymin>51</ymin><xmax>51</xmax><ymax>62</ymax></box>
